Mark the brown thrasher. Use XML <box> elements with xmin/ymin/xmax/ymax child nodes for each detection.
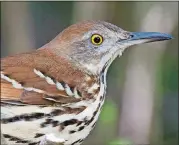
<box><xmin>1</xmin><ymin>20</ymin><xmax>172</xmax><ymax>145</ymax></box>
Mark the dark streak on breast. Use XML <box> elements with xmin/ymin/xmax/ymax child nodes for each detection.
<box><xmin>59</xmin><ymin>119</ymin><xmax>82</xmax><ymax>131</ymax></box>
<box><xmin>28</xmin><ymin>142</ymin><xmax>40</xmax><ymax>145</ymax></box>
<box><xmin>1</xmin><ymin>107</ymin><xmax>85</xmax><ymax>124</ymax></box>
<box><xmin>40</xmin><ymin>118</ymin><xmax>59</xmax><ymax>128</ymax></box>
<box><xmin>84</xmin><ymin>103</ymin><xmax>101</xmax><ymax>126</ymax></box>
<box><xmin>78</xmin><ymin>126</ymin><xmax>85</xmax><ymax>131</ymax></box>
<box><xmin>61</xmin><ymin>119</ymin><xmax>78</xmax><ymax>127</ymax></box>
<box><xmin>71</xmin><ymin>139</ymin><xmax>82</xmax><ymax>145</ymax></box>
<box><xmin>49</xmin><ymin>109</ymin><xmax>64</xmax><ymax>117</ymax></box>
<box><xmin>34</xmin><ymin>133</ymin><xmax>45</xmax><ymax>138</ymax></box>
<box><xmin>76</xmin><ymin>121</ymin><xmax>83</xmax><ymax>126</ymax></box>
<box><xmin>69</xmin><ymin>130</ymin><xmax>76</xmax><ymax>134</ymax></box>
<box><xmin>3</xmin><ymin>134</ymin><xmax>29</xmax><ymax>143</ymax></box>
<box><xmin>91</xmin><ymin>122</ymin><xmax>97</xmax><ymax>128</ymax></box>
<box><xmin>1</xmin><ymin>113</ymin><xmax>45</xmax><ymax>124</ymax></box>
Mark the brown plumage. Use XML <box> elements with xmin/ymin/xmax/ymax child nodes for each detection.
<box><xmin>1</xmin><ymin>48</ymin><xmax>97</xmax><ymax>105</ymax></box>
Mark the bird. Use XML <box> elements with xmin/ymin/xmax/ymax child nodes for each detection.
<box><xmin>1</xmin><ymin>20</ymin><xmax>172</xmax><ymax>145</ymax></box>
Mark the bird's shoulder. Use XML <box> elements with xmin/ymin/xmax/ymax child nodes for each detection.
<box><xmin>1</xmin><ymin>49</ymin><xmax>99</xmax><ymax>106</ymax></box>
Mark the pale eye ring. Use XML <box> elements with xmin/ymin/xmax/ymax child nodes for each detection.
<box><xmin>91</xmin><ymin>34</ymin><xmax>103</xmax><ymax>45</ymax></box>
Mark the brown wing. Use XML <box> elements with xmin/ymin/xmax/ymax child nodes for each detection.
<box><xmin>1</xmin><ymin>49</ymin><xmax>91</xmax><ymax>105</ymax></box>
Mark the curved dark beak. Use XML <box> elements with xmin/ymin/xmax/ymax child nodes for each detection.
<box><xmin>129</xmin><ymin>32</ymin><xmax>173</xmax><ymax>43</ymax></box>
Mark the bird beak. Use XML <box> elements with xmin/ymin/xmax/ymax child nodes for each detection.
<box><xmin>127</xmin><ymin>32</ymin><xmax>173</xmax><ymax>44</ymax></box>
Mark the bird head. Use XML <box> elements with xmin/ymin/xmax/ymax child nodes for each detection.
<box><xmin>47</xmin><ymin>20</ymin><xmax>172</xmax><ymax>75</ymax></box>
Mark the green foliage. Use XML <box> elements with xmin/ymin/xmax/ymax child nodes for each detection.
<box><xmin>109</xmin><ymin>138</ymin><xmax>131</xmax><ymax>145</ymax></box>
<box><xmin>99</xmin><ymin>100</ymin><xmax>118</xmax><ymax>125</ymax></box>
<box><xmin>161</xmin><ymin>40</ymin><xmax>178</xmax><ymax>94</ymax></box>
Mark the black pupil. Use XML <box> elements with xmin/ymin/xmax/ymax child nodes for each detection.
<box><xmin>94</xmin><ymin>36</ymin><xmax>101</xmax><ymax>43</ymax></box>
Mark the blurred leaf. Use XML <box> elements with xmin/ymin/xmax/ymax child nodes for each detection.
<box><xmin>161</xmin><ymin>39</ymin><xmax>178</xmax><ymax>94</ymax></box>
<box><xmin>109</xmin><ymin>138</ymin><xmax>131</xmax><ymax>145</ymax></box>
<box><xmin>99</xmin><ymin>100</ymin><xmax>118</xmax><ymax>125</ymax></box>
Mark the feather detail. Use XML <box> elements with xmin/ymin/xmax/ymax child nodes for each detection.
<box><xmin>1</xmin><ymin>49</ymin><xmax>97</xmax><ymax>106</ymax></box>
<box><xmin>1</xmin><ymin>82</ymin><xmax>23</xmax><ymax>100</ymax></box>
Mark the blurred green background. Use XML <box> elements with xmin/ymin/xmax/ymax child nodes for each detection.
<box><xmin>1</xmin><ymin>2</ymin><xmax>178</xmax><ymax>145</ymax></box>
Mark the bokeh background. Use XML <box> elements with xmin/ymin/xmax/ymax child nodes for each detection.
<box><xmin>1</xmin><ymin>2</ymin><xmax>178</xmax><ymax>145</ymax></box>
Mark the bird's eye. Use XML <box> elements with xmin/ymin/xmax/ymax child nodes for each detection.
<box><xmin>91</xmin><ymin>34</ymin><xmax>103</xmax><ymax>45</ymax></box>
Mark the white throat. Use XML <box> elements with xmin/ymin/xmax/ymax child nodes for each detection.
<box><xmin>84</xmin><ymin>45</ymin><xmax>127</xmax><ymax>75</ymax></box>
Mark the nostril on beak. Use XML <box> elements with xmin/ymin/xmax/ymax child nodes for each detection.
<box><xmin>129</xmin><ymin>34</ymin><xmax>134</xmax><ymax>39</ymax></box>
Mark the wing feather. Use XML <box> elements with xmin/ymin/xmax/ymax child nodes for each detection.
<box><xmin>1</xmin><ymin>49</ymin><xmax>90</xmax><ymax>105</ymax></box>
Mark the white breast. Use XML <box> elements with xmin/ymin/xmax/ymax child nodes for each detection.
<box><xmin>1</xmin><ymin>72</ymin><xmax>107</xmax><ymax>145</ymax></box>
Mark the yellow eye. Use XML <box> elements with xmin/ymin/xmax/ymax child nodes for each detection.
<box><xmin>91</xmin><ymin>34</ymin><xmax>103</xmax><ymax>45</ymax></box>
